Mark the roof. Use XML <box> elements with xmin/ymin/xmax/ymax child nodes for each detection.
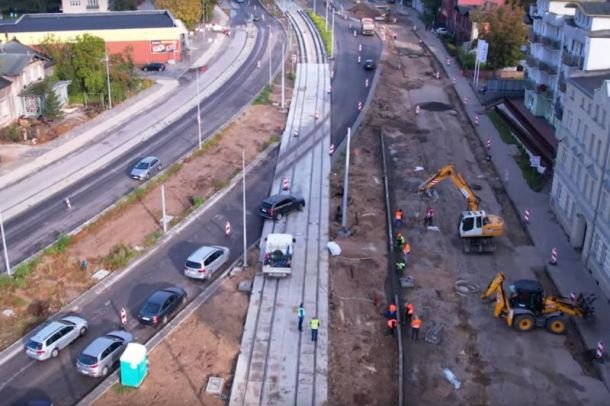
<box><xmin>0</xmin><ymin>53</ymin><xmax>35</xmax><ymax>76</ymax></box>
<box><xmin>566</xmin><ymin>2</ymin><xmax>610</xmax><ymax>16</ymax></box>
<box><xmin>0</xmin><ymin>39</ymin><xmax>53</xmax><ymax>67</ymax></box>
<box><xmin>455</xmin><ymin>5</ymin><xmax>475</xmax><ymax>15</ymax></box>
<box><xmin>0</xmin><ymin>10</ymin><xmax>178</xmax><ymax>34</ymax></box>
<box><xmin>0</xmin><ymin>77</ymin><xmax>11</xmax><ymax>90</ymax></box>
<box><xmin>569</xmin><ymin>71</ymin><xmax>610</xmax><ymax>97</ymax></box>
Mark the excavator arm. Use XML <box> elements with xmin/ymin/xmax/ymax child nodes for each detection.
<box><xmin>418</xmin><ymin>164</ymin><xmax>481</xmax><ymax>211</ymax></box>
<box><xmin>480</xmin><ymin>272</ymin><xmax>509</xmax><ymax>318</ymax></box>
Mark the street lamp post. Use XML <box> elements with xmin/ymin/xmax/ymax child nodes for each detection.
<box><xmin>104</xmin><ymin>47</ymin><xmax>112</xmax><ymax>109</ymax></box>
<box><xmin>331</xmin><ymin>8</ymin><xmax>335</xmax><ymax>58</ymax></box>
<box><xmin>242</xmin><ymin>150</ymin><xmax>248</xmax><ymax>267</ymax></box>
<box><xmin>268</xmin><ymin>29</ymin><xmax>272</xmax><ymax>86</ymax></box>
<box><xmin>0</xmin><ymin>210</ymin><xmax>11</xmax><ymax>277</ymax></box>
<box><xmin>196</xmin><ymin>67</ymin><xmax>202</xmax><ymax>149</ymax></box>
<box><xmin>281</xmin><ymin>41</ymin><xmax>285</xmax><ymax>109</ymax></box>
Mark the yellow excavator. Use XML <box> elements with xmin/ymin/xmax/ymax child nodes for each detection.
<box><xmin>418</xmin><ymin>164</ymin><xmax>504</xmax><ymax>253</ymax></box>
<box><xmin>481</xmin><ymin>272</ymin><xmax>596</xmax><ymax>334</ymax></box>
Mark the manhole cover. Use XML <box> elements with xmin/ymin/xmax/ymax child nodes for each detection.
<box><xmin>206</xmin><ymin>376</ymin><xmax>224</xmax><ymax>395</ymax></box>
<box><xmin>419</xmin><ymin>102</ymin><xmax>453</xmax><ymax>112</ymax></box>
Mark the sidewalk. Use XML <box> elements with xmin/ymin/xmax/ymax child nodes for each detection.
<box><xmin>406</xmin><ymin>9</ymin><xmax>610</xmax><ymax>387</ymax></box>
<box><xmin>0</xmin><ymin>9</ymin><xmax>258</xmax><ymax>221</ymax></box>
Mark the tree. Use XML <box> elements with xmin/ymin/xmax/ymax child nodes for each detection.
<box><xmin>155</xmin><ymin>0</ymin><xmax>204</xmax><ymax>29</ymax></box>
<box><xmin>421</xmin><ymin>0</ymin><xmax>442</xmax><ymax>28</ymax></box>
<box><xmin>72</xmin><ymin>34</ymin><xmax>106</xmax><ymax>95</ymax></box>
<box><xmin>472</xmin><ymin>4</ymin><xmax>528</xmax><ymax>69</ymax></box>
<box><xmin>30</xmin><ymin>79</ymin><xmax>64</xmax><ymax>120</ymax></box>
<box><xmin>112</xmin><ymin>0</ymin><xmax>138</xmax><ymax>10</ymax></box>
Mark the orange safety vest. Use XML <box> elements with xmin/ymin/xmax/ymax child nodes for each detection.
<box><xmin>406</xmin><ymin>304</ymin><xmax>414</xmax><ymax>315</ymax></box>
<box><xmin>403</xmin><ymin>243</ymin><xmax>411</xmax><ymax>254</ymax></box>
<box><xmin>411</xmin><ymin>318</ymin><xmax>422</xmax><ymax>329</ymax></box>
<box><xmin>394</xmin><ymin>210</ymin><xmax>402</xmax><ymax>220</ymax></box>
<box><xmin>389</xmin><ymin>304</ymin><xmax>397</xmax><ymax>313</ymax></box>
<box><xmin>387</xmin><ymin>319</ymin><xmax>397</xmax><ymax>328</ymax></box>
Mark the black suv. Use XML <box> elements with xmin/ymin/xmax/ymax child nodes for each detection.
<box><xmin>141</xmin><ymin>63</ymin><xmax>166</xmax><ymax>72</ymax></box>
<box><xmin>259</xmin><ymin>194</ymin><xmax>305</xmax><ymax>220</ymax></box>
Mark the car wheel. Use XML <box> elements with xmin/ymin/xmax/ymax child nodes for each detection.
<box><xmin>275</xmin><ymin>212</ymin><xmax>283</xmax><ymax>221</ymax></box>
<box><xmin>181</xmin><ymin>295</ymin><xmax>186</xmax><ymax>305</ymax></box>
<box><xmin>299</xmin><ymin>202</ymin><xmax>305</xmax><ymax>210</ymax></box>
<box><xmin>162</xmin><ymin>315</ymin><xmax>168</xmax><ymax>325</ymax></box>
<box><xmin>79</xmin><ymin>326</ymin><xmax>87</xmax><ymax>337</ymax></box>
<box><xmin>102</xmin><ymin>366</ymin><xmax>109</xmax><ymax>376</ymax></box>
<box><xmin>51</xmin><ymin>348</ymin><xmax>59</xmax><ymax>358</ymax></box>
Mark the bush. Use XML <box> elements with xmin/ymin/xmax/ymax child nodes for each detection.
<box><xmin>44</xmin><ymin>234</ymin><xmax>71</xmax><ymax>255</ymax></box>
<box><xmin>306</xmin><ymin>11</ymin><xmax>332</xmax><ymax>55</ymax></box>
<box><xmin>253</xmin><ymin>85</ymin><xmax>272</xmax><ymax>105</ymax></box>
<box><xmin>0</xmin><ymin>125</ymin><xmax>21</xmax><ymax>142</ymax></box>
<box><xmin>102</xmin><ymin>244</ymin><xmax>136</xmax><ymax>270</ymax></box>
<box><xmin>191</xmin><ymin>196</ymin><xmax>204</xmax><ymax>207</ymax></box>
<box><xmin>27</xmin><ymin>299</ymin><xmax>50</xmax><ymax>318</ymax></box>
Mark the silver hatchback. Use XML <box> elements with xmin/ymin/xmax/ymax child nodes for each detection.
<box><xmin>130</xmin><ymin>156</ymin><xmax>162</xmax><ymax>180</ymax></box>
<box><xmin>184</xmin><ymin>245</ymin><xmax>230</xmax><ymax>280</ymax></box>
<box><xmin>76</xmin><ymin>330</ymin><xmax>133</xmax><ymax>377</ymax></box>
<box><xmin>25</xmin><ymin>316</ymin><xmax>88</xmax><ymax>361</ymax></box>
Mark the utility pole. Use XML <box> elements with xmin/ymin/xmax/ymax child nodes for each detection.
<box><xmin>196</xmin><ymin>67</ymin><xmax>202</xmax><ymax>149</ymax></box>
<box><xmin>281</xmin><ymin>41</ymin><xmax>285</xmax><ymax>109</ymax></box>
<box><xmin>268</xmin><ymin>28</ymin><xmax>272</xmax><ymax>86</ymax></box>
<box><xmin>0</xmin><ymin>210</ymin><xmax>11</xmax><ymax>277</ymax></box>
<box><xmin>341</xmin><ymin>128</ymin><xmax>351</xmax><ymax>231</ymax></box>
<box><xmin>313</xmin><ymin>0</ymin><xmax>316</xmax><ymax>14</ymax></box>
<box><xmin>105</xmin><ymin>47</ymin><xmax>112</xmax><ymax>109</ymax></box>
<box><xmin>242</xmin><ymin>150</ymin><xmax>248</xmax><ymax>267</ymax></box>
<box><xmin>325</xmin><ymin>2</ymin><xmax>328</xmax><ymax>31</ymax></box>
<box><xmin>331</xmin><ymin>8</ymin><xmax>335</xmax><ymax>58</ymax></box>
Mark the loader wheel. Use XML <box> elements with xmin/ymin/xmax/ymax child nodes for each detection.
<box><xmin>545</xmin><ymin>316</ymin><xmax>566</xmax><ymax>335</ymax></box>
<box><xmin>513</xmin><ymin>314</ymin><xmax>535</xmax><ymax>332</ymax></box>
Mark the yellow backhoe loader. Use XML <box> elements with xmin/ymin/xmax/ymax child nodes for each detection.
<box><xmin>480</xmin><ymin>272</ymin><xmax>596</xmax><ymax>334</ymax></box>
<box><xmin>418</xmin><ymin>164</ymin><xmax>504</xmax><ymax>253</ymax></box>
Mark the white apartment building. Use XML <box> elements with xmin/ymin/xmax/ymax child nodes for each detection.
<box><xmin>550</xmin><ymin>73</ymin><xmax>610</xmax><ymax>297</ymax></box>
<box><xmin>61</xmin><ymin>0</ymin><xmax>108</xmax><ymax>13</ymax></box>
<box><xmin>525</xmin><ymin>0</ymin><xmax>610</xmax><ymax>128</ymax></box>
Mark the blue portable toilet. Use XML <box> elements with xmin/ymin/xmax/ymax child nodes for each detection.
<box><xmin>120</xmin><ymin>343</ymin><xmax>148</xmax><ymax>387</ymax></box>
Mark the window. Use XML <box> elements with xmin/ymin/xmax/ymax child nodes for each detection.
<box><xmin>598</xmin><ymin>139</ymin><xmax>603</xmax><ymax>164</ymax></box>
<box><xmin>587</xmin><ymin>102</ymin><xmax>591</xmax><ymax>114</ymax></box>
<box><xmin>589</xmin><ymin>133</ymin><xmax>594</xmax><ymax>155</ymax></box>
<box><xmin>571</xmin><ymin>156</ymin><xmax>576</xmax><ymax>175</ymax></box>
<box><xmin>576</xmin><ymin>118</ymin><xmax>581</xmax><ymax>138</ymax></box>
<box><xmin>560</xmin><ymin>147</ymin><xmax>567</xmax><ymax>166</ymax></box>
<box><xmin>601</xmin><ymin>244</ymin><xmax>608</xmax><ymax>266</ymax></box>
<box><xmin>583</xmin><ymin>124</ymin><xmax>588</xmax><ymax>146</ymax></box>
<box><xmin>601</xmin><ymin>192</ymin><xmax>608</xmax><ymax>220</ymax></box>
<box><xmin>595</xmin><ymin>104</ymin><xmax>600</xmax><ymax>122</ymax></box>
<box><xmin>70</xmin><ymin>0</ymin><xmax>80</xmax><ymax>5</ymax></box>
<box><xmin>580</xmin><ymin>97</ymin><xmax>584</xmax><ymax>109</ymax></box>
<box><xmin>570</xmin><ymin>89</ymin><xmax>575</xmax><ymax>100</ymax></box>
<box><xmin>576</xmin><ymin>164</ymin><xmax>582</xmax><ymax>186</ymax></box>
<box><xmin>602</xmin><ymin>110</ymin><xmax>607</xmax><ymax>129</ymax></box>
<box><xmin>462</xmin><ymin>217</ymin><xmax>474</xmax><ymax>232</ymax></box>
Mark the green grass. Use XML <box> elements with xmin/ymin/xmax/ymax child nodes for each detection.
<box><xmin>306</xmin><ymin>11</ymin><xmax>332</xmax><ymax>55</ymax></box>
<box><xmin>191</xmin><ymin>195</ymin><xmax>204</xmax><ymax>208</ymax></box>
<box><xmin>0</xmin><ymin>257</ymin><xmax>40</xmax><ymax>290</ymax></box>
<box><xmin>144</xmin><ymin>230</ymin><xmax>164</xmax><ymax>248</ymax></box>
<box><xmin>258</xmin><ymin>134</ymin><xmax>280</xmax><ymax>152</ymax></box>
<box><xmin>111</xmin><ymin>383</ymin><xmax>137</xmax><ymax>395</ymax></box>
<box><xmin>101</xmin><ymin>244</ymin><xmax>136</xmax><ymax>270</ymax></box>
<box><xmin>487</xmin><ymin>111</ymin><xmax>544</xmax><ymax>191</ymax></box>
<box><xmin>253</xmin><ymin>85</ymin><xmax>272</xmax><ymax>105</ymax></box>
<box><xmin>43</xmin><ymin>234</ymin><xmax>71</xmax><ymax>256</ymax></box>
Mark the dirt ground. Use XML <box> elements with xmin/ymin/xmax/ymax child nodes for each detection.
<box><xmin>0</xmin><ymin>74</ymin><xmax>293</xmax><ymax>351</ymax></box>
<box><xmin>334</xmin><ymin>12</ymin><xmax>609</xmax><ymax>406</ymax></box>
<box><xmin>96</xmin><ymin>251</ymin><xmax>258</xmax><ymax>405</ymax></box>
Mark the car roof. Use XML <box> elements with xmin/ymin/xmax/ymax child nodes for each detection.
<box><xmin>187</xmin><ymin>245</ymin><xmax>216</xmax><ymax>262</ymax></box>
<box><xmin>138</xmin><ymin>156</ymin><xmax>158</xmax><ymax>164</ymax></box>
<box><xmin>82</xmin><ymin>336</ymin><xmax>116</xmax><ymax>356</ymax></box>
<box><xmin>147</xmin><ymin>290</ymin><xmax>173</xmax><ymax>304</ymax></box>
<box><xmin>30</xmin><ymin>320</ymin><xmax>67</xmax><ymax>341</ymax></box>
<box><xmin>263</xmin><ymin>193</ymin><xmax>298</xmax><ymax>204</ymax></box>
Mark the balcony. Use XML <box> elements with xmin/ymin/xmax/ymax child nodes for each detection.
<box><xmin>526</xmin><ymin>55</ymin><xmax>540</xmax><ymax>68</ymax></box>
<box><xmin>541</xmin><ymin>36</ymin><xmax>561</xmax><ymax>50</ymax></box>
<box><xmin>524</xmin><ymin>78</ymin><xmax>536</xmax><ymax>90</ymax></box>
<box><xmin>558</xmin><ymin>75</ymin><xmax>566</xmax><ymax>92</ymax></box>
<box><xmin>529</xmin><ymin>31</ymin><xmax>541</xmax><ymax>43</ymax></box>
<box><xmin>543</xmin><ymin>13</ymin><xmax>564</xmax><ymax>27</ymax></box>
<box><xmin>529</xmin><ymin>5</ymin><xmax>541</xmax><ymax>19</ymax></box>
<box><xmin>561</xmin><ymin>52</ymin><xmax>583</xmax><ymax>68</ymax></box>
<box><xmin>555</xmin><ymin>101</ymin><xmax>564</xmax><ymax>121</ymax></box>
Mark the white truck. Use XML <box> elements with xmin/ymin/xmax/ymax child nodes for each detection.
<box><xmin>360</xmin><ymin>18</ymin><xmax>375</xmax><ymax>36</ymax></box>
<box><xmin>262</xmin><ymin>233</ymin><xmax>295</xmax><ymax>277</ymax></box>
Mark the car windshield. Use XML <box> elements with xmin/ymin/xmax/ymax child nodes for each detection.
<box><xmin>261</xmin><ymin>201</ymin><xmax>273</xmax><ymax>209</ymax></box>
<box><xmin>142</xmin><ymin>302</ymin><xmax>161</xmax><ymax>314</ymax></box>
<box><xmin>77</xmin><ymin>353</ymin><xmax>98</xmax><ymax>365</ymax></box>
<box><xmin>185</xmin><ymin>260</ymin><xmax>202</xmax><ymax>269</ymax></box>
<box><xmin>135</xmin><ymin>162</ymin><xmax>150</xmax><ymax>170</ymax></box>
<box><xmin>26</xmin><ymin>339</ymin><xmax>42</xmax><ymax>350</ymax></box>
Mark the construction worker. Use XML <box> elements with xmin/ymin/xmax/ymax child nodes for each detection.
<box><xmin>405</xmin><ymin>303</ymin><xmax>415</xmax><ymax>324</ymax></box>
<box><xmin>394</xmin><ymin>208</ymin><xmax>404</xmax><ymax>229</ymax></box>
<box><xmin>396</xmin><ymin>260</ymin><xmax>406</xmax><ymax>275</ymax></box>
<box><xmin>297</xmin><ymin>303</ymin><xmax>305</xmax><ymax>332</ymax></box>
<box><xmin>387</xmin><ymin>318</ymin><xmax>397</xmax><ymax>336</ymax></box>
<box><xmin>402</xmin><ymin>242</ymin><xmax>411</xmax><ymax>265</ymax></box>
<box><xmin>310</xmin><ymin>317</ymin><xmax>320</xmax><ymax>342</ymax></box>
<box><xmin>411</xmin><ymin>315</ymin><xmax>422</xmax><ymax>340</ymax></box>
<box><xmin>424</xmin><ymin>207</ymin><xmax>434</xmax><ymax>227</ymax></box>
<box><xmin>386</xmin><ymin>303</ymin><xmax>397</xmax><ymax>319</ymax></box>
<box><xmin>396</xmin><ymin>232</ymin><xmax>405</xmax><ymax>249</ymax></box>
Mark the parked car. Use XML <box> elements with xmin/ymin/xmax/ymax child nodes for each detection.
<box><xmin>184</xmin><ymin>245</ymin><xmax>230</xmax><ymax>280</ymax></box>
<box><xmin>25</xmin><ymin>316</ymin><xmax>88</xmax><ymax>361</ymax></box>
<box><xmin>76</xmin><ymin>330</ymin><xmax>133</xmax><ymax>377</ymax></box>
<box><xmin>130</xmin><ymin>156</ymin><xmax>162</xmax><ymax>180</ymax></box>
<box><xmin>259</xmin><ymin>193</ymin><xmax>306</xmax><ymax>220</ymax></box>
<box><xmin>141</xmin><ymin>63</ymin><xmax>166</xmax><ymax>72</ymax></box>
<box><xmin>435</xmin><ymin>27</ymin><xmax>449</xmax><ymax>36</ymax></box>
<box><xmin>137</xmin><ymin>287</ymin><xmax>187</xmax><ymax>327</ymax></box>
<box><xmin>363</xmin><ymin>59</ymin><xmax>376</xmax><ymax>71</ymax></box>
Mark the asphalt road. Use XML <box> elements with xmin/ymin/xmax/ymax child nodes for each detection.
<box><xmin>0</xmin><ymin>149</ymin><xmax>277</xmax><ymax>406</ymax></box>
<box><xmin>0</xmin><ymin>4</ymin><xmax>284</xmax><ymax>272</ymax></box>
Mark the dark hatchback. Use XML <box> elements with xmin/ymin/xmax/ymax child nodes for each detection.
<box><xmin>259</xmin><ymin>193</ymin><xmax>305</xmax><ymax>220</ymax></box>
<box><xmin>363</xmin><ymin>59</ymin><xmax>376</xmax><ymax>71</ymax></box>
<box><xmin>141</xmin><ymin>63</ymin><xmax>166</xmax><ymax>72</ymax></box>
<box><xmin>137</xmin><ymin>287</ymin><xmax>186</xmax><ymax>327</ymax></box>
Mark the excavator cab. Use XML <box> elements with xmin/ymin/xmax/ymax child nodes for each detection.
<box><xmin>508</xmin><ymin>280</ymin><xmax>544</xmax><ymax>315</ymax></box>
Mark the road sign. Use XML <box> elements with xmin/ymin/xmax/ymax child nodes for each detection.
<box><xmin>477</xmin><ymin>40</ymin><xmax>489</xmax><ymax>63</ymax></box>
